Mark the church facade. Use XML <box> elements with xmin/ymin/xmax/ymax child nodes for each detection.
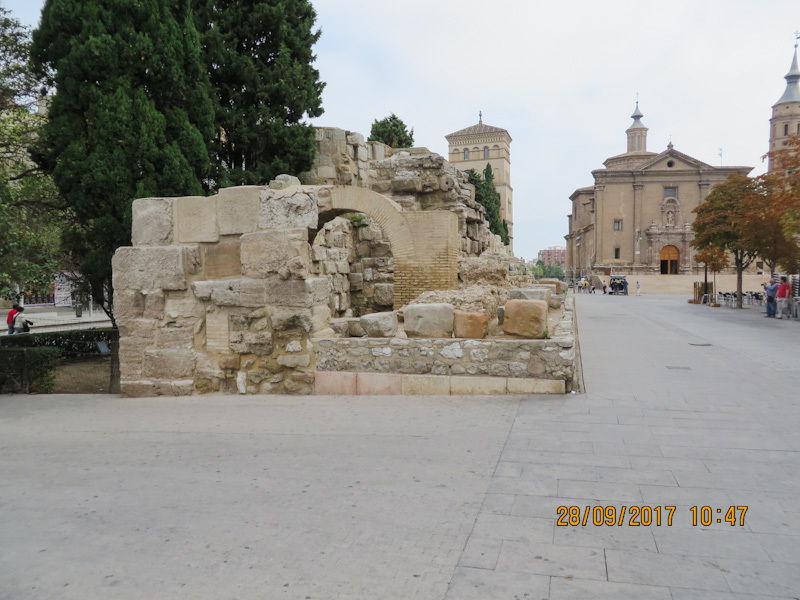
<box><xmin>565</xmin><ymin>105</ymin><xmax>752</xmax><ymax>278</ymax></box>
<box><xmin>445</xmin><ymin>118</ymin><xmax>513</xmax><ymax>249</ymax></box>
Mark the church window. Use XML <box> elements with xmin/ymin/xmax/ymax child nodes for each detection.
<box><xmin>614</xmin><ymin>247</ymin><xmax>621</xmax><ymax>259</ymax></box>
<box><xmin>637</xmin><ymin>136</ymin><xmax>641</xmax><ymax>151</ymax></box>
<box><xmin>484</xmin><ymin>147</ymin><xmax>489</xmax><ymax>159</ymax></box>
<box><xmin>667</xmin><ymin>160</ymin><xmax>675</xmax><ymax>168</ymax></box>
<box><xmin>664</xmin><ymin>187</ymin><xmax>677</xmax><ymax>199</ymax></box>
<box><xmin>464</xmin><ymin>149</ymin><xmax>469</xmax><ymax>160</ymax></box>
<box><xmin>613</xmin><ymin>219</ymin><xmax>623</xmax><ymax>231</ymax></box>
<box><xmin>784</xmin><ymin>124</ymin><xmax>789</xmax><ymax>136</ymax></box>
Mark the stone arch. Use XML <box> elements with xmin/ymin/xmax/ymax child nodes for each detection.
<box><xmin>321</xmin><ymin>186</ymin><xmax>459</xmax><ymax>309</ymax></box>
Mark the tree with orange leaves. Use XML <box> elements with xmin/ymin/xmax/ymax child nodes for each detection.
<box><xmin>692</xmin><ymin>174</ymin><xmax>758</xmax><ymax>308</ymax></box>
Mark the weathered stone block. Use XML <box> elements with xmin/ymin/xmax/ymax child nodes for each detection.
<box><xmin>510</xmin><ymin>288</ymin><xmax>551</xmax><ymax>306</ymax></box>
<box><xmin>507</xmin><ymin>378</ymin><xmax>565</xmax><ymax>394</ymax></box>
<box><xmin>142</xmin><ymin>349</ymin><xmax>196</xmax><ymax>379</ymax></box>
<box><xmin>503</xmin><ymin>300</ymin><xmax>548</xmax><ymax>339</ymax></box>
<box><xmin>360</xmin><ymin>311</ymin><xmax>398</xmax><ymax>337</ymax></box>
<box><xmin>356</xmin><ymin>372</ymin><xmax>402</xmax><ymax>395</ymax></box>
<box><xmin>549</xmin><ymin>295</ymin><xmax>563</xmax><ymax>309</ymax></box>
<box><xmin>132</xmin><ymin>198</ymin><xmax>173</xmax><ymax>246</ymax></box>
<box><xmin>348</xmin><ymin>319</ymin><xmax>366</xmax><ymax>337</ymax></box>
<box><xmin>404</xmin><ymin>303</ymin><xmax>454</xmax><ymax>338</ymax></box>
<box><xmin>401</xmin><ymin>375</ymin><xmax>451</xmax><ymax>395</ymax></box>
<box><xmin>175</xmin><ymin>196</ymin><xmax>218</xmax><ymax>243</ymax></box>
<box><xmin>165</xmin><ymin>298</ymin><xmax>204</xmax><ymax>319</ymax></box>
<box><xmin>192</xmin><ymin>281</ymin><xmax>214</xmax><ymax>300</ymax></box>
<box><xmin>121</xmin><ymin>380</ymin><xmax>157</xmax><ymax>398</ymax></box>
<box><xmin>454</xmin><ymin>311</ymin><xmax>488</xmax><ymax>339</ymax></box>
<box><xmin>540</xmin><ymin>279</ymin><xmax>564</xmax><ymax>293</ymax></box>
<box><xmin>241</xmin><ymin>229</ymin><xmax>310</xmax><ymax>279</ymax></box>
<box><xmin>265</xmin><ymin>277</ymin><xmax>329</xmax><ymax>307</ymax></box>
<box><xmin>277</xmin><ymin>354</ymin><xmax>311</xmax><ymax>368</ymax></box>
<box><xmin>115</xmin><ymin>290</ymin><xmax>145</xmax><ymax>319</ymax></box>
<box><xmin>268</xmin><ymin>174</ymin><xmax>302</xmax><ymax>190</ymax></box>
<box><xmin>229</xmin><ymin>330</ymin><xmax>273</xmax><ymax>355</ymax></box>
<box><xmin>205</xmin><ymin>241</ymin><xmax>241</xmax><ymax>279</ymax></box>
<box><xmin>259</xmin><ymin>189</ymin><xmax>318</xmax><ymax>229</ymax></box>
<box><xmin>210</xmin><ymin>279</ymin><xmax>267</xmax><ymax>307</ymax></box>
<box><xmin>269</xmin><ymin>307</ymin><xmax>313</xmax><ymax>332</ymax></box>
<box><xmin>311</xmin><ymin>305</ymin><xmax>333</xmax><ymax>336</ymax></box>
<box><xmin>113</xmin><ymin>247</ymin><xmax>187</xmax><ymax>291</ymax></box>
<box><xmin>157</xmin><ymin>323</ymin><xmax>195</xmax><ymax>349</ymax></box>
<box><xmin>450</xmin><ymin>376</ymin><xmax>506</xmax><ymax>395</ymax></box>
<box><xmin>373</xmin><ymin>283</ymin><xmax>394</xmax><ymax>306</ymax></box>
<box><xmin>117</xmin><ymin>318</ymin><xmax>157</xmax><ymax>340</ymax></box>
<box><xmin>315</xmin><ymin>371</ymin><xmax>357</xmax><ymax>395</ymax></box>
<box><xmin>216</xmin><ymin>186</ymin><xmax>261</xmax><ymax>235</ymax></box>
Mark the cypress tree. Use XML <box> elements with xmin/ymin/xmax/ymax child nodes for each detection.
<box><xmin>31</xmin><ymin>0</ymin><xmax>214</xmax><ymax>318</ymax></box>
<box><xmin>193</xmin><ymin>0</ymin><xmax>325</xmax><ymax>187</ymax></box>
<box><xmin>466</xmin><ymin>164</ymin><xmax>509</xmax><ymax>245</ymax></box>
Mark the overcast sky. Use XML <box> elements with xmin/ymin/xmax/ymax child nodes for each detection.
<box><xmin>7</xmin><ymin>0</ymin><xmax>800</xmax><ymax>261</ymax></box>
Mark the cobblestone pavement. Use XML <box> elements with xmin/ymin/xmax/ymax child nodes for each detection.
<box><xmin>1</xmin><ymin>294</ymin><xmax>798</xmax><ymax>599</ymax></box>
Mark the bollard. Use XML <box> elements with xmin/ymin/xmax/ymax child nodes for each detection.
<box><xmin>75</xmin><ymin>303</ymin><xmax>82</xmax><ymax>318</ymax></box>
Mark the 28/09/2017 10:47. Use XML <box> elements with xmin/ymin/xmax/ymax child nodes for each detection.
<box><xmin>555</xmin><ymin>505</ymin><xmax>748</xmax><ymax>527</ymax></box>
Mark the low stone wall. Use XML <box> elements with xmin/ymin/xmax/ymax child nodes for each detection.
<box><xmin>313</xmin><ymin>294</ymin><xmax>576</xmax><ymax>393</ymax></box>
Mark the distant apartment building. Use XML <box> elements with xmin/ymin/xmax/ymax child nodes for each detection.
<box><xmin>538</xmin><ymin>246</ymin><xmax>565</xmax><ymax>267</ymax></box>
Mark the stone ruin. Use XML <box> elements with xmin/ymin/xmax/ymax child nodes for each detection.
<box><xmin>112</xmin><ymin>128</ymin><xmax>575</xmax><ymax>396</ymax></box>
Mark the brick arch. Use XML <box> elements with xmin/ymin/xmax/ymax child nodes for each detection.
<box><xmin>323</xmin><ymin>186</ymin><xmax>459</xmax><ymax>309</ymax></box>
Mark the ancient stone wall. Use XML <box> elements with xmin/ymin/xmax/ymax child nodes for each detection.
<box><xmin>114</xmin><ymin>179</ymin><xmax>464</xmax><ymax>396</ymax></box>
<box><xmin>311</xmin><ymin>216</ymin><xmax>395</xmax><ymax>318</ymax></box>
<box><xmin>314</xmin><ymin>294</ymin><xmax>576</xmax><ymax>392</ymax></box>
<box><xmin>303</xmin><ymin>128</ymin><xmax>509</xmax><ymax>258</ymax></box>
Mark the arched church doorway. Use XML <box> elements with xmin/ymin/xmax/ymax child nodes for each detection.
<box><xmin>660</xmin><ymin>245</ymin><xmax>679</xmax><ymax>274</ymax></box>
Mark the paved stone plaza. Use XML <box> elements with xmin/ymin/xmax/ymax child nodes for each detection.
<box><xmin>1</xmin><ymin>294</ymin><xmax>798</xmax><ymax>599</ymax></box>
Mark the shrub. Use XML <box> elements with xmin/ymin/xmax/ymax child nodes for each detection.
<box><xmin>0</xmin><ymin>346</ymin><xmax>62</xmax><ymax>393</ymax></box>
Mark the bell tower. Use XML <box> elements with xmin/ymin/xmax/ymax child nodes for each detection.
<box><xmin>768</xmin><ymin>36</ymin><xmax>800</xmax><ymax>172</ymax></box>
<box><xmin>626</xmin><ymin>102</ymin><xmax>648</xmax><ymax>153</ymax></box>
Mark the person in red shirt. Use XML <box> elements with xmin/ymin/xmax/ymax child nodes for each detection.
<box><xmin>776</xmin><ymin>276</ymin><xmax>793</xmax><ymax>320</ymax></box>
<box><xmin>6</xmin><ymin>303</ymin><xmax>18</xmax><ymax>335</ymax></box>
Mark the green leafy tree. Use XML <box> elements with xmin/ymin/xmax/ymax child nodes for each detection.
<box><xmin>692</xmin><ymin>174</ymin><xmax>758</xmax><ymax>308</ymax></box>
<box><xmin>193</xmin><ymin>0</ymin><xmax>324</xmax><ymax>187</ymax></box>
<box><xmin>31</xmin><ymin>0</ymin><xmax>215</xmax><ymax>321</ymax></box>
<box><xmin>0</xmin><ymin>8</ymin><xmax>62</xmax><ymax>300</ymax></box>
<box><xmin>466</xmin><ymin>164</ymin><xmax>509</xmax><ymax>245</ymax></box>
<box><xmin>368</xmin><ymin>113</ymin><xmax>414</xmax><ymax>149</ymax></box>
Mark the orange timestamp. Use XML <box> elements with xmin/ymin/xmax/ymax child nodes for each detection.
<box><xmin>556</xmin><ymin>505</ymin><xmax>748</xmax><ymax>527</ymax></box>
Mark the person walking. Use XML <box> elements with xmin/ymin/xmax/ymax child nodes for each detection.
<box><xmin>636</xmin><ymin>281</ymin><xmax>641</xmax><ymax>296</ymax></box>
<box><xmin>602</xmin><ymin>281</ymin><xmax>607</xmax><ymax>294</ymax></box>
<box><xmin>763</xmin><ymin>280</ymin><xmax>779</xmax><ymax>318</ymax></box>
<box><xmin>776</xmin><ymin>276</ymin><xmax>792</xmax><ymax>320</ymax></box>
<box><xmin>12</xmin><ymin>306</ymin><xmax>32</xmax><ymax>334</ymax></box>
<box><xmin>6</xmin><ymin>303</ymin><xmax>18</xmax><ymax>334</ymax></box>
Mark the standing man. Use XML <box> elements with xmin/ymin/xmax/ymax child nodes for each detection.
<box><xmin>636</xmin><ymin>281</ymin><xmax>641</xmax><ymax>296</ymax></box>
<box><xmin>776</xmin><ymin>276</ymin><xmax>792</xmax><ymax>320</ymax></box>
<box><xmin>6</xmin><ymin>303</ymin><xmax>18</xmax><ymax>335</ymax></box>
<box><xmin>623</xmin><ymin>279</ymin><xmax>629</xmax><ymax>295</ymax></box>
<box><xmin>763</xmin><ymin>280</ymin><xmax>779</xmax><ymax>318</ymax></box>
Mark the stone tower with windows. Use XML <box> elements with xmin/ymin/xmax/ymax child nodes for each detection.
<box><xmin>445</xmin><ymin>116</ymin><xmax>513</xmax><ymax>249</ymax></box>
<box><xmin>768</xmin><ymin>41</ymin><xmax>800</xmax><ymax>172</ymax></box>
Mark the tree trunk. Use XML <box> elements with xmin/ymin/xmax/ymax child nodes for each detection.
<box><xmin>735</xmin><ymin>256</ymin><xmax>744</xmax><ymax>309</ymax></box>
